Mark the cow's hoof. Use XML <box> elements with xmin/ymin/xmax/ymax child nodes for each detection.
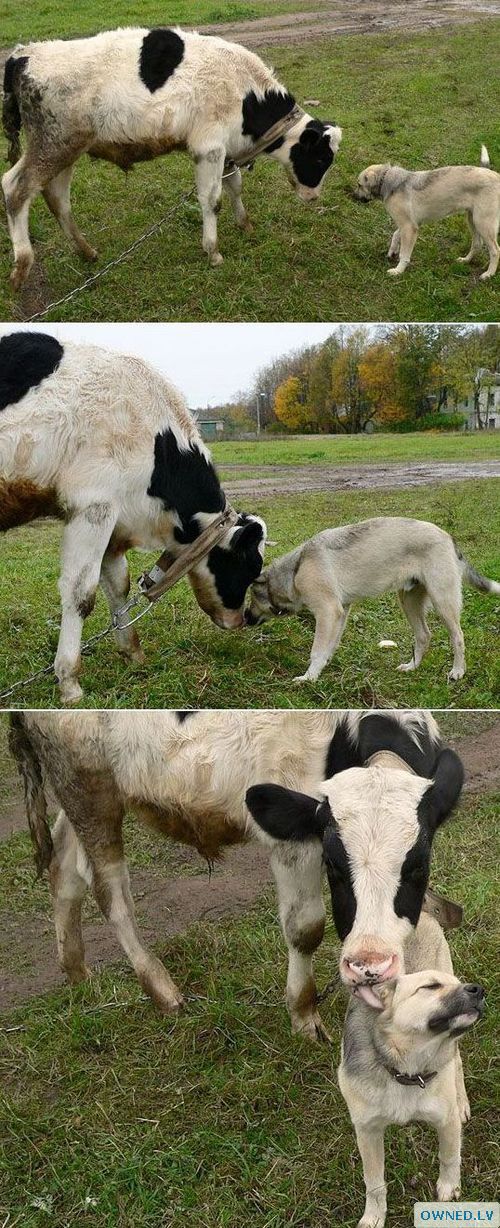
<box><xmin>65</xmin><ymin>964</ymin><xmax>91</xmax><ymax>985</ymax></box>
<box><xmin>210</xmin><ymin>252</ymin><xmax>224</xmax><ymax>267</ymax></box>
<box><xmin>292</xmin><ymin>1011</ymin><xmax>332</xmax><ymax>1044</ymax></box>
<box><xmin>241</xmin><ymin>218</ymin><xmax>254</xmax><ymax>235</ymax></box>
<box><xmin>131</xmin><ymin>648</ymin><xmax>147</xmax><ymax>665</ymax></box>
<box><xmin>10</xmin><ymin>254</ymin><xmax>33</xmax><ymax>290</ymax></box>
<box><xmin>59</xmin><ymin>679</ymin><xmax>84</xmax><ymax>706</ymax></box>
<box><xmin>82</xmin><ymin>246</ymin><xmax>98</xmax><ymax>263</ymax></box>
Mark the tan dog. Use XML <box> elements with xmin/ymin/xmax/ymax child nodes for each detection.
<box><xmin>338</xmin><ymin>914</ymin><xmax>485</xmax><ymax>1228</ymax></box>
<box><xmin>354</xmin><ymin>145</ymin><xmax>499</xmax><ymax>278</ymax></box>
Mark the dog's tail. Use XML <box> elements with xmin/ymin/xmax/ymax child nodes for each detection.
<box><xmin>8</xmin><ymin>714</ymin><xmax>53</xmax><ymax>877</ymax></box>
<box><xmin>480</xmin><ymin>144</ymin><xmax>491</xmax><ymax>168</ymax></box>
<box><xmin>2</xmin><ymin>51</ymin><xmax>25</xmax><ymax>166</ymax></box>
<box><xmin>454</xmin><ymin>543</ymin><xmax>500</xmax><ymax>594</ymax></box>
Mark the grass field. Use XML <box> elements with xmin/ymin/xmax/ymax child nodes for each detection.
<box><xmin>0</xmin><ymin>742</ymin><xmax>498</xmax><ymax>1228</ymax></box>
<box><xmin>213</xmin><ymin>431</ymin><xmax>500</xmax><ymax>467</ymax></box>
<box><xmin>1</xmin><ymin>475</ymin><xmax>498</xmax><ymax>710</ymax></box>
<box><xmin>1</xmin><ymin>21</ymin><xmax>499</xmax><ymax>323</ymax></box>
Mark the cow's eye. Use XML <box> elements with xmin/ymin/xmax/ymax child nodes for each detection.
<box><xmin>403</xmin><ymin>863</ymin><xmax>427</xmax><ymax>885</ymax></box>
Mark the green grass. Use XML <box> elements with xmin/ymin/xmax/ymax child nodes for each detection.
<box><xmin>213</xmin><ymin>431</ymin><xmax>500</xmax><ymax>467</ymax></box>
<box><xmin>1</xmin><ymin>478</ymin><xmax>498</xmax><ymax>710</ymax></box>
<box><xmin>0</xmin><ymin>790</ymin><xmax>498</xmax><ymax>1228</ymax></box>
<box><xmin>1</xmin><ymin>21</ymin><xmax>500</xmax><ymax>322</ymax></box>
<box><xmin>0</xmin><ymin>0</ymin><xmax>330</xmax><ymax>44</ymax></box>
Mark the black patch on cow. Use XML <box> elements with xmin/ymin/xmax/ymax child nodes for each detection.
<box><xmin>245</xmin><ymin>784</ymin><xmax>328</xmax><ymax>842</ymax></box>
<box><xmin>176</xmin><ymin>710</ymin><xmax>197</xmax><ymax>722</ymax></box>
<box><xmin>207</xmin><ymin>518</ymin><xmax>264</xmax><ymax>609</ymax></box>
<box><xmin>242</xmin><ymin>89</ymin><xmax>295</xmax><ymax>153</ymax></box>
<box><xmin>147</xmin><ymin>429</ymin><xmax>224</xmax><ymax>542</ymax></box>
<box><xmin>289</xmin><ymin>120</ymin><xmax>334</xmax><ymax>188</ymax></box>
<box><xmin>0</xmin><ymin>332</ymin><xmax>64</xmax><ymax>411</ymax></box>
<box><xmin>417</xmin><ymin>748</ymin><xmax>464</xmax><ymax>832</ymax></box>
<box><xmin>394</xmin><ymin>824</ymin><xmax>430</xmax><ymax>926</ymax></box>
<box><xmin>323</xmin><ymin>818</ymin><xmax>357</xmax><ymax>940</ymax></box>
<box><xmin>324</xmin><ymin>714</ymin><xmax>442</xmax><ymax>781</ymax></box>
<box><xmin>139</xmin><ymin>28</ymin><xmax>185</xmax><ymax>93</ymax></box>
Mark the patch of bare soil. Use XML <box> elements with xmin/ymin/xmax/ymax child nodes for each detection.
<box><xmin>223</xmin><ymin>459</ymin><xmax>500</xmax><ymax>500</ymax></box>
<box><xmin>0</xmin><ymin>721</ymin><xmax>498</xmax><ymax>1012</ymax></box>
<box><xmin>204</xmin><ymin>0</ymin><xmax>500</xmax><ymax>46</ymax></box>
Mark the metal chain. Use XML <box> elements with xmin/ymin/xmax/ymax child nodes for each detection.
<box><xmin>24</xmin><ymin>188</ymin><xmax>197</xmax><ymax>323</ymax></box>
<box><xmin>0</xmin><ymin>593</ymin><xmax>155</xmax><ymax>704</ymax></box>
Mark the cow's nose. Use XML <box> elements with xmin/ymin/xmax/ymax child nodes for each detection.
<box><xmin>342</xmin><ymin>952</ymin><xmax>400</xmax><ymax>984</ymax></box>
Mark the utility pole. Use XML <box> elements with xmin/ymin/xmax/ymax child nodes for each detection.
<box><xmin>256</xmin><ymin>391</ymin><xmax>265</xmax><ymax>435</ymax></box>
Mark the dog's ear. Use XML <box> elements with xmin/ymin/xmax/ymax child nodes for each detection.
<box><xmin>419</xmin><ymin>749</ymin><xmax>464</xmax><ymax>833</ymax></box>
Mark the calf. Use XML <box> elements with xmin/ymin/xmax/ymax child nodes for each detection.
<box><xmin>2</xmin><ymin>27</ymin><xmax>342</xmax><ymax>286</ymax></box>
<box><xmin>0</xmin><ymin>331</ymin><xmax>266</xmax><ymax>703</ymax></box>
<box><xmin>10</xmin><ymin>709</ymin><xmax>459</xmax><ymax>1041</ymax></box>
<box><xmin>246</xmin><ymin>711</ymin><xmax>465</xmax><ymax>993</ymax></box>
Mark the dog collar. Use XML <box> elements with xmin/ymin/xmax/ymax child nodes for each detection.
<box><xmin>384</xmin><ymin>1065</ymin><xmax>438</xmax><ymax>1089</ymax></box>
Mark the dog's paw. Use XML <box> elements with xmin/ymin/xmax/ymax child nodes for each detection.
<box><xmin>358</xmin><ymin>1216</ymin><xmax>385</xmax><ymax>1228</ymax></box>
<box><xmin>387</xmin><ymin>267</ymin><xmax>405</xmax><ymax>277</ymax></box>
<box><xmin>293</xmin><ymin>672</ymin><xmax>314</xmax><ymax>684</ymax></box>
<box><xmin>397</xmin><ymin>660</ymin><xmax>416</xmax><ymax>672</ymax></box>
<box><xmin>447</xmin><ymin>667</ymin><xmax>465</xmax><ymax>682</ymax></box>
<box><xmin>436</xmin><ymin>1180</ymin><xmax>461</xmax><ymax>1201</ymax></box>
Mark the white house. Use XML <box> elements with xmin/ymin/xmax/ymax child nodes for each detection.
<box><xmin>453</xmin><ymin>370</ymin><xmax>500</xmax><ymax>429</ymax></box>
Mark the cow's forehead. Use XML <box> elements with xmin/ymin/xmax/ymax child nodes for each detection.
<box><xmin>320</xmin><ymin>766</ymin><xmax>429</xmax><ymax>852</ymax></box>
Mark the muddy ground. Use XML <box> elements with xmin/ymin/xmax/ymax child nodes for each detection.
<box><xmin>205</xmin><ymin>0</ymin><xmax>500</xmax><ymax>47</ymax></box>
<box><xmin>1</xmin><ymin>718</ymin><xmax>498</xmax><ymax>1013</ymax></box>
<box><xmin>222</xmin><ymin>459</ymin><xmax>500</xmax><ymax>500</ymax></box>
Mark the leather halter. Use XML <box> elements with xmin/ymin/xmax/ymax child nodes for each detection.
<box><xmin>137</xmin><ymin>505</ymin><xmax>239</xmax><ymax>603</ymax></box>
<box><xmin>226</xmin><ymin>103</ymin><xmax>305</xmax><ymax>171</ymax></box>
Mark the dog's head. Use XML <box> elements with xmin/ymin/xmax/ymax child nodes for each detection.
<box><xmin>244</xmin><ymin>570</ymin><xmax>288</xmax><ymax>626</ymax></box>
<box><xmin>354</xmin><ymin>969</ymin><xmax>485</xmax><ymax>1039</ymax></box>
<box><xmin>353</xmin><ymin>163</ymin><xmax>391</xmax><ymax>202</ymax></box>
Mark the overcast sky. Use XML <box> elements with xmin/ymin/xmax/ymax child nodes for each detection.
<box><xmin>1</xmin><ymin>322</ymin><xmax>351</xmax><ymax>408</ymax></box>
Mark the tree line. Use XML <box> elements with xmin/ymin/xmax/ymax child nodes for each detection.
<box><xmin>212</xmin><ymin>324</ymin><xmax>500</xmax><ymax>434</ymax></box>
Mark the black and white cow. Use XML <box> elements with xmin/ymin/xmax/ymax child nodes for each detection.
<box><xmin>0</xmin><ymin>330</ymin><xmax>266</xmax><ymax>703</ymax></box>
<box><xmin>2</xmin><ymin>27</ymin><xmax>342</xmax><ymax>286</ymax></box>
<box><xmin>246</xmin><ymin>711</ymin><xmax>465</xmax><ymax>993</ymax></box>
<box><xmin>10</xmin><ymin>708</ymin><xmax>463</xmax><ymax>1042</ymax></box>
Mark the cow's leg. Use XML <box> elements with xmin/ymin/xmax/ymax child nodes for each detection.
<box><xmin>354</xmin><ymin>1124</ymin><xmax>387</xmax><ymax>1228</ymax></box>
<box><xmin>269</xmin><ymin>839</ymin><xmax>329</xmax><ymax>1041</ymax></box>
<box><xmin>2</xmin><ymin>154</ymin><xmax>43</xmax><ymax>289</ymax></box>
<box><xmin>49</xmin><ymin>810</ymin><xmax>91</xmax><ymax>984</ymax></box>
<box><xmin>99</xmin><ymin>546</ymin><xmax>146</xmax><ymax>664</ymax></box>
<box><xmin>397</xmin><ymin>583</ymin><xmax>432</xmax><ymax>671</ymax></box>
<box><xmin>55</xmin><ymin>503</ymin><xmax>117</xmax><ymax>704</ymax></box>
<box><xmin>42</xmin><ymin>165</ymin><xmax>98</xmax><ymax>261</ymax></box>
<box><xmin>222</xmin><ymin>165</ymin><xmax>252</xmax><ymax>234</ymax></box>
<box><xmin>90</xmin><ymin>849</ymin><xmax>184</xmax><ymax>1013</ymax></box>
<box><xmin>195</xmin><ymin>147</ymin><xmax>225</xmax><ymax>266</ymax></box>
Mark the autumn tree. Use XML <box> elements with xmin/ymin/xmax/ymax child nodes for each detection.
<box><xmin>358</xmin><ymin>342</ymin><xmax>404</xmax><ymax>425</ymax></box>
<box><xmin>274</xmin><ymin>375</ymin><xmax>311</xmax><ymax>431</ymax></box>
<box><xmin>330</xmin><ymin>328</ymin><xmax>375</xmax><ymax>432</ymax></box>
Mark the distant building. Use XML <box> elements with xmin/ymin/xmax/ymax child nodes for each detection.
<box><xmin>198</xmin><ymin>418</ymin><xmax>226</xmax><ymax>441</ymax></box>
<box><xmin>453</xmin><ymin>371</ymin><xmax>500</xmax><ymax>429</ymax></box>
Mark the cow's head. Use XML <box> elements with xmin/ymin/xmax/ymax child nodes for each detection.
<box><xmin>246</xmin><ymin>748</ymin><xmax>464</xmax><ymax>985</ymax></box>
<box><xmin>188</xmin><ymin>513</ymin><xmax>267</xmax><ymax>630</ymax></box>
<box><xmin>276</xmin><ymin>116</ymin><xmax>343</xmax><ymax>203</ymax></box>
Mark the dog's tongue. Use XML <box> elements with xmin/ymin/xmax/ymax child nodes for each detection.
<box><xmin>355</xmin><ymin>985</ymin><xmax>384</xmax><ymax>1010</ymax></box>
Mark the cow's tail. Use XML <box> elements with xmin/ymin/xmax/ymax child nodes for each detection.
<box><xmin>8</xmin><ymin>714</ymin><xmax>53</xmax><ymax>877</ymax></box>
<box><xmin>480</xmin><ymin>144</ymin><xmax>491</xmax><ymax>168</ymax></box>
<box><xmin>2</xmin><ymin>52</ymin><xmax>25</xmax><ymax>166</ymax></box>
<box><xmin>454</xmin><ymin>543</ymin><xmax>500</xmax><ymax>595</ymax></box>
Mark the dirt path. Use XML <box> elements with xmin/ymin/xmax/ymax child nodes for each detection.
<box><xmin>222</xmin><ymin>459</ymin><xmax>500</xmax><ymax>500</ymax></box>
<box><xmin>204</xmin><ymin>0</ymin><xmax>500</xmax><ymax>46</ymax></box>
<box><xmin>1</xmin><ymin>720</ymin><xmax>498</xmax><ymax>1013</ymax></box>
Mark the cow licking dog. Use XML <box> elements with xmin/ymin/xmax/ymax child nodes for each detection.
<box><xmin>0</xmin><ymin>331</ymin><xmax>266</xmax><ymax>704</ymax></box>
<box><xmin>245</xmin><ymin>516</ymin><xmax>500</xmax><ymax>683</ymax></box>
<box><xmin>1</xmin><ymin>27</ymin><xmax>342</xmax><ymax>286</ymax></box>
<box><xmin>10</xmin><ymin>709</ymin><xmax>464</xmax><ymax>1044</ymax></box>
<box><xmin>338</xmin><ymin>945</ymin><xmax>485</xmax><ymax>1226</ymax></box>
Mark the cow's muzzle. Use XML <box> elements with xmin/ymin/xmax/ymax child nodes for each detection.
<box><xmin>341</xmin><ymin>951</ymin><xmax>400</xmax><ymax>986</ymax></box>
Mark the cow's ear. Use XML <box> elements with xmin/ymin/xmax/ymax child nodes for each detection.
<box><xmin>419</xmin><ymin>749</ymin><xmax>464</xmax><ymax>832</ymax></box>
<box><xmin>245</xmin><ymin>784</ymin><xmax>329</xmax><ymax>842</ymax></box>
<box><xmin>231</xmin><ymin>519</ymin><xmax>265</xmax><ymax>552</ymax></box>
